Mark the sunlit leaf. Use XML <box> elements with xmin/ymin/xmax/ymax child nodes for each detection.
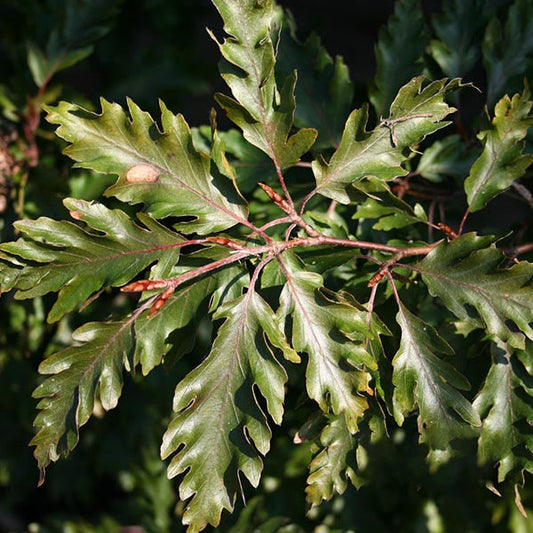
<box><xmin>46</xmin><ymin>99</ymin><xmax>248</xmax><ymax>234</ymax></box>
<box><xmin>474</xmin><ymin>339</ymin><xmax>533</xmax><ymax>483</ymax></box>
<box><xmin>31</xmin><ymin>320</ymin><xmax>134</xmax><ymax>481</ymax></box>
<box><xmin>418</xmin><ymin>233</ymin><xmax>533</xmax><ymax>349</ymax></box>
<box><xmin>1</xmin><ymin>199</ymin><xmax>184</xmax><ymax>322</ymax></box>
<box><xmin>212</xmin><ymin>0</ymin><xmax>317</xmax><ymax>169</ymax></box>
<box><xmin>313</xmin><ymin>77</ymin><xmax>460</xmax><ymax>203</ymax></box>
<box><xmin>161</xmin><ymin>291</ymin><xmax>291</xmax><ymax>532</ymax></box>
<box><xmin>393</xmin><ymin>302</ymin><xmax>480</xmax><ymax>449</ymax></box>
<box><xmin>464</xmin><ymin>88</ymin><xmax>533</xmax><ymax>212</ymax></box>
<box><xmin>306</xmin><ymin>414</ymin><xmax>358</xmax><ymax>505</ymax></box>
<box><xmin>278</xmin><ymin>253</ymin><xmax>380</xmax><ymax>433</ymax></box>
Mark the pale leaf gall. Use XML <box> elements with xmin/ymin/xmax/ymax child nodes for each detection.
<box><xmin>125</xmin><ymin>164</ymin><xmax>159</xmax><ymax>183</ymax></box>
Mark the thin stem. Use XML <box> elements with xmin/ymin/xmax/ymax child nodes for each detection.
<box><xmin>458</xmin><ymin>206</ymin><xmax>470</xmax><ymax>236</ymax></box>
<box><xmin>299</xmin><ymin>188</ymin><xmax>317</xmax><ymax>215</ymax></box>
<box><xmin>386</xmin><ymin>270</ymin><xmax>402</xmax><ymax>307</ymax></box>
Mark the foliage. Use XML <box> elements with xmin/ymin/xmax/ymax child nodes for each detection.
<box><xmin>1</xmin><ymin>0</ymin><xmax>533</xmax><ymax>532</ymax></box>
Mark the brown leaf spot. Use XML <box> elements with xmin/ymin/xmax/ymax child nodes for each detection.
<box><xmin>126</xmin><ymin>164</ymin><xmax>159</xmax><ymax>184</ymax></box>
<box><xmin>69</xmin><ymin>210</ymin><xmax>83</xmax><ymax>220</ymax></box>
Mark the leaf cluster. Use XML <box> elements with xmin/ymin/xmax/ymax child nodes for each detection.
<box><xmin>1</xmin><ymin>0</ymin><xmax>533</xmax><ymax>531</ymax></box>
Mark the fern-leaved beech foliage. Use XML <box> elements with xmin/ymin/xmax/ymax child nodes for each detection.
<box><xmin>1</xmin><ymin>0</ymin><xmax>533</xmax><ymax>531</ymax></box>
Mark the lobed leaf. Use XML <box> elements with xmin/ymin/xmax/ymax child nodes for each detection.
<box><xmin>135</xmin><ymin>264</ymin><xmax>246</xmax><ymax>375</ymax></box>
<box><xmin>31</xmin><ymin>320</ymin><xmax>134</xmax><ymax>481</ymax></box>
<box><xmin>464</xmin><ymin>88</ymin><xmax>533</xmax><ymax>213</ymax></box>
<box><xmin>46</xmin><ymin>99</ymin><xmax>247</xmax><ymax>234</ymax></box>
<box><xmin>352</xmin><ymin>178</ymin><xmax>427</xmax><ymax>230</ymax></box>
<box><xmin>276</xmin><ymin>20</ymin><xmax>353</xmax><ymax>149</ymax></box>
<box><xmin>210</xmin><ymin>129</ymin><xmax>278</xmax><ymax>193</ymax></box>
<box><xmin>313</xmin><ymin>77</ymin><xmax>460</xmax><ymax>204</ymax></box>
<box><xmin>160</xmin><ymin>291</ymin><xmax>292</xmax><ymax>532</ymax></box>
<box><xmin>278</xmin><ymin>253</ymin><xmax>380</xmax><ymax>433</ymax></box>
<box><xmin>369</xmin><ymin>0</ymin><xmax>429</xmax><ymax>117</ymax></box>
<box><xmin>211</xmin><ymin>0</ymin><xmax>317</xmax><ymax>169</ymax></box>
<box><xmin>483</xmin><ymin>0</ymin><xmax>533</xmax><ymax>106</ymax></box>
<box><xmin>429</xmin><ymin>0</ymin><xmax>487</xmax><ymax>78</ymax></box>
<box><xmin>418</xmin><ymin>233</ymin><xmax>533</xmax><ymax>349</ymax></box>
<box><xmin>393</xmin><ymin>303</ymin><xmax>481</xmax><ymax>450</ymax></box>
<box><xmin>306</xmin><ymin>414</ymin><xmax>359</xmax><ymax>506</ymax></box>
<box><xmin>474</xmin><ymin>339</ymin><xmax>533</xmax><ymax>483</ymax></box>
<box><xmin>1</xmin><ymin>199</ymin><xmax>184</xmax><ymax>322</ymax></box>
<box><xmin>416</xmin><ymin>134</ymin><xmax>478</xmax><ymax>182</ymax></box>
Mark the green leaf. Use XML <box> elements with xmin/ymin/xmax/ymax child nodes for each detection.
<box><xmin>216</xmin><ymin>73</ymin><xmax>317</xmax><ymax>169</ymax></box>
<box><xmin>464</xmin><ymin>88</ymin><xmax>533</xmax><ymax>212</ymax></box>
<box><xmin>483</xmin><ymin>0</ymin><xmax>533</xmax><ymax>106</ymax></box>
<box><xmin>416</xmin><ymin>134</ymin><xmax>478</xmax><ymax>182</ymax></box>
<box><xmin>134</xmin><ymin>264</ymin><xmax>246</xmax><ymax>375</ymax></box>
<box><xmin>276</xmin><ymin>22</ymin><xmax>353</xmax><ymax>149</ymax></box>
<box><xmin>0</xmin><ymin>251</ymin><xmax>22</xmax><ymax>293</ymax></box>
<box><xmin>211</xmin><ymin>0</ymin><xmax>317</xmax><ymax>168</ymax></box>
<box><xmin>27</xmin><ymin>42</ymin><xmax>49</xmax><ymax>87</ymax></box>
<box><xmin>30</xmin><ymin>320</ymin><xmax>134</xmax><ymax>481</ymax></box>
<box><xmin>418</xmin><ymin>233</ymin><xmax>533</xmax><ymax>349</ymax></box>
<box><xmin>1</xmin><ymin>199</ymin><xmax>183</xmax><ymax>322</ymax></box>
<box><xmin>160</xmin><ymin>291</ymin><xmax>291</xmax><ymax>532</ymax></box>
<box><xmin>369</xmin><ymin>0</ymin><xmax>429</xmax><ymax>116</ymax></box>
<box><xmin>205</xmin><ymin>128</ymin><xmax>278</xmax><ymax>193</ymax></box>
<box><xmin>429</xmin><ymin>0</ymin><xmax>487</xmax><ymax>78</ymax></box>
<box><xmin>474</xmin><ymin>339</ymin><xmax>533</xmax><ymax>482</ymax></box>
<box><xmin>393</xmin><ymin>302</ymin><xmax>480</xmax><ymax>449</ymax></box>
<box><xmin>278</xmin><ymin>254</ymin><xmax>379</xmax><ymax>433</ymax></box>
<box><xmin>45</xmin><ymin>99</ymin><xmax>248</xmax><ymax>234</ymax></box>
<box><xmin>313</xmin><ymin>77</ymin><xmax>460</xmax><ymax>203</ymax></box>
<box><xmin>306</xmin><ymin>414</ymin><xmax>358</xmax><ymax>505</ymax></box>
<box><xmin>352</xmin><ymin>178</ymin><xmax>427</xmax><ymax>230</ymax></box>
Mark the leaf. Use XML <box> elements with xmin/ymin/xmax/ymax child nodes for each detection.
<box><xmin>474</xmin><ymin>339</ymin><xmax>533</xmax><ymax>482</ymax></box>
<box><xmin>306</xmin><ymin>414</ymin><xmax>358</xmax><ymax>505</ymax></box>
<box><xmin>0</xmin><ymin>251</ymin><xmax>22</xmax><ymax>293</ymax></box>
<box><xmin>483</xmin><ymin>0</ymin><xmax>533</xmax><ymax>106</ymax></box>
<box><xmin>416</xmin><ymin>134</ymin><xmax>478</xmax><ymax>182</ymax></box>
<box><xmin>30</xmin><ymin>320</ymin><xmax>134</xmax><ymax>481</ymax></box>
<box><xmin>276</xmin><ymin>20</ymin><xmax>353</xmax><ymax>148</ymax></box>
<box><xmin>278</xmin><ymin>253</ymin><xmax>379</xmax><ymax>433</ymax></box>
<box><xmin>45</xmin><ymin>99</ymin><xmax>248</xmax><ymax>234</ymax></box>
<box><xmin>392</xmin><ymin>302</ymin><xmax>480</xmax><ymax>450</ymax></box>
<box><xmin>27</xmin><ymin>42</ymin><xmax>49</xmax><ymax>87</ymax></box>
<box><xmin>352</xmin><ymin>178</ymin><xmax>427</xmax><ymax>230</ymax></box>
<box><xmin>464</xmin><ymin>88</ymin><xmax>533</xmax><ymax>212</ymax></box>
<box><xmin>313</xmin><ymin>77</ymin><xmax>460</xmax><ymax>204</ymax></box>
<box><xmin>160</xmin><ymin>291</ymin><xmax>291</xmax><ymax>532</ymax></box>
<box><xmin>1</xmin><ymin>199</ymin><xmax>183</xmax><ymax>322</ymax></box>
<box><xmin>369</xmin><ymin>0</ymin><xmax>429</xmax><ymax>117</ymax></box>
<box><xmin>216</xmin><ymin>73</ymin><xmax>317</xmax><ymax>170</ymax></box>
<box><xmin>203</xmin><ymin>128</ymin><xmax>278</xmax><ymax>193</ymax></box>
<box><xmin>211</xmin><ymin>0</ymin><xmax>317</xmax><ymax>168</ymax></box>
<box><xmin>134</xmin><ymin>264</ymin><xmax>246</xmax><ymax>375</ymax></box>
<box><xmin>429</xmin><ymin>0</ymin><xmax>487</xmax><ymax>78</ymax></box>
<box><xmin>418</xmin><ymin>233</ymin><xmax>533</xmax><ymax>349</ymax></box>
